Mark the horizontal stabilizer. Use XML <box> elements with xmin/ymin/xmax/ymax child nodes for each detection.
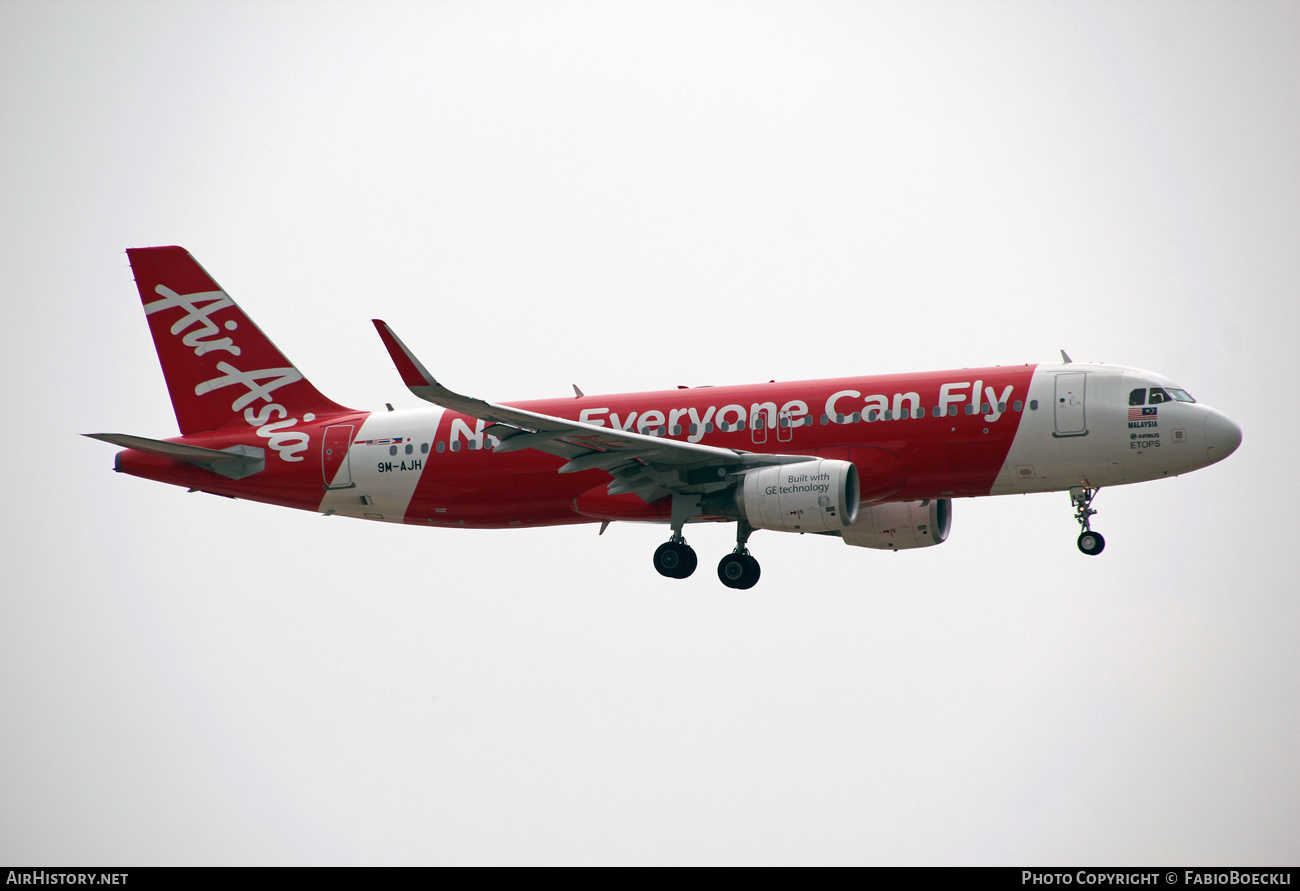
<box><xmin>84</xmin><ymin>433</ymin><xmax>265</xmax><ymax>479</ymax></box>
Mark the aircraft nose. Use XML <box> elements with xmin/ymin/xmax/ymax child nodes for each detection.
<box><xmin>1204</xmin><ymin>410</ymin><xmax>1242</xmax><ymax>464</ymax></box>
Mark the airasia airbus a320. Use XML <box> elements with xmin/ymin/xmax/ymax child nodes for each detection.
<box><xmin>88</xmin><ymin>247</ymin><xmax>1242</xmax><ymax>588</ymax></box>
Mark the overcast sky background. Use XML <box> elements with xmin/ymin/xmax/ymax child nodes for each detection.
<box><xmin>1</xmin><ymin>0</ymin><xmax>1295</xmax><ymax>865</ymax></box>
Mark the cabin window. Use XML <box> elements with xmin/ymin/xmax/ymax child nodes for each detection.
<box><xmin>997</xmin><ymin>402</ymin><xmax>1005</xmax><ymax>412</ymax></box>
<box><xmin>672</xmin><ymin>425</ymin><xmax>682</xmax><ymax>435</ymax></box>
<box><xmin>1013</xmin><ymin>400</ymin><xmax>1023</xmax><ymax>412</ymax></box>
<box><xmin>835</xmin><ymin>413</ymin><xmax>844</xmax><ymax>424</ymax></box>
<box><xmin>899</xmin><ymin>408</ymin><xmax>910</xmax><ymax>420</ymax></box>
<box><xmin>705</xmin><ymin>422</ymin><xmax>714</xmax><ymax>433</ymax></box>
<box><xmin>689</xmin><ymin>424</ymin><xmax>698</xmax><ymax>434</ymax></box>
<box><xmin>436</xmin><ymin>442</ymin><xmax>445</xmax><ymax>453</ymax></box>
<box><xmin>852</xmin><ymin>412</ymin><xmax>861</xmax><ymax>423</ymax></box>
<box><xmin>1030</xmin><ymin>400</ymin><xmax>1039</xmax><ymax>410</ymax></box>
<box><xmin>947</xmin><ymin>405</ymin><xmax>958</xmax><ymax>417</ymax></box>
<box><xmin>405</xmin><ymin>443</ymin><xmax>413</xmax><ymax>455</ymax></box>
<box><xmin>421</xmin><ymin>442</ymin><xmax>429</xmax><ymax>454</ymax></box>
<box><xmin>883</xmin><ymin>410</ymin><xmax>893</xmax><ymax>420</ymax></box>
<box><xmin>780</xmin><ymin>417</ymin><xmax>789</xmax><ymax>428</ymax></box>
<box><xmin>820</xmin><ymin>414</ymin><xmax>829</xmax><ymax>425</ymax></box>
<box><xmin>964</xmin><ymin>404</ymin><xmax>974</xmax><ymax>415</ymax></box>
<box><xmin>451</xmin><ymin>441</ymin><xmax>461</xmax><ymax>452</ymax></box>
<box><xmin>1129</xmin><ymin>388</ymin><xmax>1146</xmax><ymax>406</ymax></box>
<box><xmin>981</xmin><ymin>403</ymin><xmax>990</xmax><ymax>414</ymax></box>
<box><xmin>389</xmin><ymin>445</ymin><xmax>397</xmax><ymax>456</ymax></box>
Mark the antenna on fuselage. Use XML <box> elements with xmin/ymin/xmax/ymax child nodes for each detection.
<box><xmin>1060</xmin><ymin>350</ymin><xmax>1073</xmax><ymax>364</ymax></box>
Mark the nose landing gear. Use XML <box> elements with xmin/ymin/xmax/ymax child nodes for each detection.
<box><xmin>1071</xmin><ymin>486</ymin><xmax>1105</xmax><ymax>555</ymax></box>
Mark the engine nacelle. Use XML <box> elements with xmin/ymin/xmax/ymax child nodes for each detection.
<box><xmin>841</xmin><ymin>498</ymin><xmax>951</xmax><ymax>550</ymax></box>
<box><xmin>732</xmin><ymin>459</ymin><xmax>860</xmax><ymax>533</ymax></box>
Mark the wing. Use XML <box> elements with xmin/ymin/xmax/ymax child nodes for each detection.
<box><xmin>372</xmin><ymin>320</ymin><xmax>814</xmax><ymax>503</ymax></box>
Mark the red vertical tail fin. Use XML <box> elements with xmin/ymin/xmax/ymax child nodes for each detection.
<box><xmin>126</xmin><ymin>246</ymin><xmax>352</xmax><ymax>434</ymax></box>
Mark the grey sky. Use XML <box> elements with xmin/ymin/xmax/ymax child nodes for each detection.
<box><xmin>1</xmin><ymin>0</ymin><xmax>1295</xmax><ymax>864</ymax></box>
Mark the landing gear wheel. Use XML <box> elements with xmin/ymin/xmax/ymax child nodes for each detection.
<box><xmin>1070</xmin><ymin>486</ymin><xmax>1106</xmax><ymax>557</ymax></box>
<box><xmin>681</xmin><ymin>547</ymin><xmax>698</xmax><ymax>578</ymax></box>
<box><xmin>718</xmin><ymin>553</ymin><xmax>761</xmax><ymax>589</ymax></box>
<box><xmin>1077</xmin><ymin>531</ymin><xmax>1105</xmax><ymax>556</ymax></box>
<box><xmin>654</xmin><ymin>540</ymin><xmax>697</xmax><ymax>579</ymax></box>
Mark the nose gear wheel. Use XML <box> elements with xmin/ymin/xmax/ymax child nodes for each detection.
<box><xmin>1077</xmin><ymin>530</ymin><xmax>1105</xmax><ymax>555</ymax></box>
<box><xmin>1070</xmin><ymin>487</ymin><xmax>1105</xmax><ymax>556</ymax></box>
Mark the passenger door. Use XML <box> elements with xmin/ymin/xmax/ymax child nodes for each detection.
<box><xmin>1053</xmin><ymin>373</ymin><xmax>1087</xmax><ymax>437</ymax></box>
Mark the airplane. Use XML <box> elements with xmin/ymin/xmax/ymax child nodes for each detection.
<box><xmin>87</xmin><ymin>246</ymin><xmax>1243</xmax><ymax>588</ymax></box>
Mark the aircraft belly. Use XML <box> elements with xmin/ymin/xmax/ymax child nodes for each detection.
<box><xmin>412</xmin><ymin>465</ymin><xmax>602</xmax><ymax>528</ymax></box>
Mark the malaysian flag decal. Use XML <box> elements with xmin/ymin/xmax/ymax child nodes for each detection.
<box><xmin>1128</xmin><ymin>407</ymin><xmax>1158</xmax><ymax>421</ymax></box>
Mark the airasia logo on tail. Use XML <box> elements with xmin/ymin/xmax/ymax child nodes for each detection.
<box><xmin>144</xmin><ymin>285</ymin><xmax>313</xmax><ymax>461</ymax></box>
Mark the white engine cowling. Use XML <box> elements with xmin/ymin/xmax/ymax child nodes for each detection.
<box><xmin>737</xmin><ymin>459</ymin><xmax>860</xmax><ymax>533</ymax></box>
<box><xmin>841</xmin><ymin>498</ymin><xmax>951</xmax><ymax>550</ymax></box>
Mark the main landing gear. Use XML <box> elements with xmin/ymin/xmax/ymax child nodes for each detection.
<box><xmin>654</xmin><ymin>495</ymin><xmax>701</xmax><ymax>580</ymax></box>
<box><xmin>1071</xmin><ymin>486</ymin><xmax>1105</xmax><ymax>556</ymax></box>
<box><xmin>653</xmin><ymin>535</ymin><xmax>698</xmax><ymax>579</ymax></box>
<box><xmin>718</xmin><ymin>521</ymin><xmax>761</xmax><ymax>590</ymax></box>
<box><xmin>652</xmin><ymin>521</ymin><xmax>762</xmax><ymax>588</ymax></box>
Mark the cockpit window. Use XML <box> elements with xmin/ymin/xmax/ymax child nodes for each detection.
<box><xmin>1134</xmin><ymin>385</ymin><xmax>1195</xmax><ymax>405</ymax></box>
